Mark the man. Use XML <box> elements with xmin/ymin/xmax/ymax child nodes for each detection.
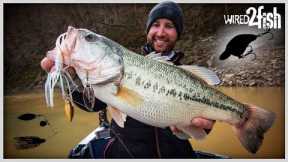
<box><xmin>40</xmin><ymin>1</ymin><xmax>215</xmax><ymax>158</ymax></box>
<box><xmin>143</xmin><ymin>1</ymin><xmax>184</xmax><ymax>65</ymax></box>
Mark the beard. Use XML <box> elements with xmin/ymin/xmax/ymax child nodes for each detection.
<box><xmin>148</xmin><ymin>36</ymin><xmax>176</xmax><ymax>53</ymax></box>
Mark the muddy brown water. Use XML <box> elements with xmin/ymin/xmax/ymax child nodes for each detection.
<box><xmin>4</xmin><ymin>87</ymin><xmax>284</xmax><ymax>158</ymax></box>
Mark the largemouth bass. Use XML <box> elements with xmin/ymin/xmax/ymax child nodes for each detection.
<box><xmin>44</xmin><ymin>26</ymin><xmax>275</xmax><ymax>154</ymax></box>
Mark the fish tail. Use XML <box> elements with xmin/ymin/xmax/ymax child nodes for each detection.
<box><xmin>234</xmin><ymin>105</ymin><xmax>276</xmax><ymax>154</ymax></box>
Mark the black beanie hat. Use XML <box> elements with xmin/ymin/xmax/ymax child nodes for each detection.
<box><xmin>146</xmin><ymin>1</ymin><xmax>184</xmax><ymax>39</ymax></box>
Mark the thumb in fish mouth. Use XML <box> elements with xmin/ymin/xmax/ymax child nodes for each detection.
<box><xmin>40</xmin><ymin>57</ymin><xmax>55</xmax><ymax>72</ymax></box>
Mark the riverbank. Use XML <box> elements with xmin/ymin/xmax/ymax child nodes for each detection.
<box><xmin>4</xmin><ymin>4</ymin><xmax>285</xmax><ymax>94</ymax></box>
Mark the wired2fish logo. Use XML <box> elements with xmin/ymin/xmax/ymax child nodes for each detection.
<box><xmin>224</xmin><ymin>6</ymin><xmax>281</xmax><ymax>29</ymax></box>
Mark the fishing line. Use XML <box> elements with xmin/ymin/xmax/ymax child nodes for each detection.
<box><xmin>154</xmin><ymin>127</ymin><xmax>162</xmax><ymax>158</ymax></box>
<box><xmin>110</xmin><ymin>128</ymin><xmax>134</xmax><ymax>158</ymax></box>
<box><xmin>44</xmin><ymin>121</ymin><xmax>59</xmax><ymax>139</ymax></box>
<box><xmin>43</xmin><ymin>30</ymin><xmax>132</xmax><ymax>156</ymax></box>
<box><xmin>82</xmin><ymin>71</ymin><xmax>96</xmax><ymax>111</ymax></box>
<box><xmin>57</xmin><ymin>70</ymin><xmax>97</xmax><ymax>112</ymax></box>
<box><xmin>44</xmin><ymin>32</ymin><xmax>68</xmax><ymax>107</ymax></box>
<box><xmin>61</xmin><ymin>68</ymin><xmax>79</xmax><ymax>102</ymax></box>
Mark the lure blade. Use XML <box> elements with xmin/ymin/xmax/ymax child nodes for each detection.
<box><xmin>64</xmin><ymin>99</ymin><xmax>74</xmax><ymax>122</ymax></box>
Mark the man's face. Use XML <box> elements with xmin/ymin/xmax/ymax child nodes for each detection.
<box><xmin>147</xmin><ymin>18</ymin><xmax>178</xmax><ymax>53</ymax></box>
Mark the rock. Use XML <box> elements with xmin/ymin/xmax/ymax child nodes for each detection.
<box><xmin>237</xmin><ymin>71</ymin><xmax>246</xmax><ymax>76</ymax></box>
<box><xmin>268</xmin><ymin>82</ymin><xmax>274</xmax><ymax>86</ymax></box>
<box><xmin>224</xmin><ymin>74</ymin><xmax>234</xmax><ymax>79</ymax></box>
<box><xmin>267</xmin><ymin>78</ymin><xmax>273</xmax><ymax>81</ymax></box>
<box><xmin>271</xmin><ymin>59</ymin><xmax>277</xmax><ymax>64</ymax></box>
<box><xmin>249</xmin><ymin>81</ymin><xmax>256</xmax><ymax>86</ymax></box>
<box><xmin>236</xmin><ymin>80</ymin><xmax>242</xmax><ymax>86</ymax></box>
<box><xmin>276</xmin><ymin>80</ymin><xmax>281</xmax><ymax>86</ymax></box>
<box><xmin>228</xmin><ymin>81</ymin><xmax>233</xmax><ymax>86</ymax></box>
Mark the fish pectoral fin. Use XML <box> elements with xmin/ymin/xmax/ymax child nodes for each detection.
<box><xmin>178</xmin><ymin>65</ymin><xmax>221</xmax><ymax>85</ymax></box>
<box><xmin>176</xmin><ymin>125</ymin><xmax>207</xmax><ymax>140</ymax></box>
<box><xmin>105</xmin><ymin>83</ymin><xmax>119</xmax><ymax>95</ymax></box>
<box><xmin>107</xmin><ymin>106</ymin><xmax>127</xmax><ymax>128</ymax></box>
<box><xmin>116</xmin><ymin>86</ymin><xmax>144</xmax><ymax>108</ymax></box>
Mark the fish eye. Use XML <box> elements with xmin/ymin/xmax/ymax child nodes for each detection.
<box><xmin>85</xmin><ymin>34</ymin><xmax>98</xmax><ymax>42</ymax></box>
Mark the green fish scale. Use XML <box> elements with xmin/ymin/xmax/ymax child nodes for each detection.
<box><xmin>122</xmin><ymin>50</ymin><xmax>246</xmax><ymax>119</ymax></box>
<box><xmin>103</xmin><ymin>37</ymin><xmax>247</xmax><ymax>120</ymax></box>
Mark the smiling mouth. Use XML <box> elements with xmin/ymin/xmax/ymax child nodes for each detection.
<box><xmin>154</xmin><ymin>39</ymin><xmax>168</xmax><ymax>46</ymax></box>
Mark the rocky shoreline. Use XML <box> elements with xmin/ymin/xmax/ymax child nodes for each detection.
<box><xmin>177</xmin><ymin>32</ymin><xmax>284</xmax><ymax>87</ymax></box>
<box><xmin>5</xmin><ymin>4</ymin><xmax>284</xmax><ymax>95</ymax></box>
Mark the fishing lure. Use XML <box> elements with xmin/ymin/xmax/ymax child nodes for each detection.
<box><xmin>44</xmin><ymin>33</ymin><xmax>77</xmax><ymax>108</ymax></box>
<box><xmin>64</xmin><ymin>99</ymin><xmax>74</xmax><ymax>122</ymax></box>
<box><xmin>43</xmin><ymin>31</ymin><xmax>96</xmax><ymax>118</ymax></box>
<box><xmin>219</xmin><ymin>28</ymin><xmax>273</xmax><ymax>60</ymax></box>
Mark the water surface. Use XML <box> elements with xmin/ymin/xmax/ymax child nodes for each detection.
<box><xmin>4</xmin><ymin>87</ymin><xmax>284</xmax><ymax>158</ymax></box>
<box><xmin>190</xmin><ymin>87</ymin><xmax>284</xmax><ymax>158</ymax></box>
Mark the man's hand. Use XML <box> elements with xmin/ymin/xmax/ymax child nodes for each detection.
<box><xmin>40</xmin><ymin>57</ymin><xmax>55</xmax><ymax>72</ymax></box>
<box><xmin>170</xmin><ymin>117</ymin><xmax>215</xmax><ymax>134</ymax></box>
<box><xmin>40</xmin><ymin>57</ymin><xmax>76</xmax><ymax>78</ymax></box>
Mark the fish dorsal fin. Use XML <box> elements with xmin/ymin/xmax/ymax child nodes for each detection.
<box><xmin>107</xmin><ymin>106</ymin><xmax>127</xmax><ymax>128</ymax></box>
<box><xmin>179</xmin><ymin>65</ymin><xmax>221</xmax><ymax>85</ymax></box>
<box><xmin>116</xmin><ymin>86</ymin><xmax>144</xmax><ymax>108</ymax></box>
<box><xmin>146</xmin><ymin>52</ymin><xmax>173</xmax><ymax>65</ymax></box>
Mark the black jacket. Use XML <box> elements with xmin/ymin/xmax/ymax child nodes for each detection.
<box><xmin>71</xmin><ymin>49</ymin><xmax>196</xmax><ymax>158</ymax></box>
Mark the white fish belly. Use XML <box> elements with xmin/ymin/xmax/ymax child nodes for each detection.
<box><xmin>118</xmin><ymin>67</ymin><xmax>242</xmax><ymax>127</ymax></box>
<box><xmin>92</xmin><ymin>65</ymin><xmax>243</xmax><ymax>128</ymax></box>
<box><xmin>127</xmin><ymin>95</ymin><xmax>240</xmax><ymax>128</ymax></box>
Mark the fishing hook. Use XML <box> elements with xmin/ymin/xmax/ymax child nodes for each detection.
<box><xmin>242</xmin><ymin>45</ymin><xmax>256</xmax><ymax>61</ymax></box>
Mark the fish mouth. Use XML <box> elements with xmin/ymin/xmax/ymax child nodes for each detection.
<box><xmin>64</xmin><ymin>26</ymin><xmax>124</xmax><ymax>85</ymax></box>
<box><xmin>65</xmin><ymin>26</ymin><xmax>79</xmax><ymax>53</ymax></box>
<box><xmin>52</xmin><ymin>26</ymin><xmax>79</xmax><ymax>66</ymax></box>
